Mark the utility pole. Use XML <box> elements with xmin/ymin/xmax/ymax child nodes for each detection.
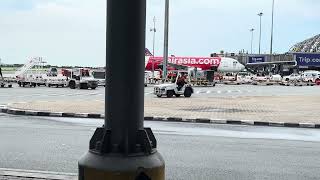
<box><xmin>0</xmin><ymin>58</ymin><xmax>2</xmax><ymax>79</ymax></box>
<box><xmin>270</xmin><ymin>0</ymin><xmax>275</xmax><ymax>55</ymax></box>
<box><xmin>250</xmin><ymin>28</ymin><xmax>255</xmax><ymax>54</ymax></box>
<box><xmin>258</xmin><ymin>12</ymin><xmax>263</xmax><ymax>54</ymax></box>
<box><xmin>78</xmin><ymin>0</ymin><xmax>165</xmax><ymax>179</ymax></box>
<box><xmin>163</xmin><ymin>0</ymin><xmax>169</xmax><ymax>81</ymax></box>
<box><xmin>150</xmin><ymin>16</ymin><xmax>156</xmax><ymax>83</ymax></box>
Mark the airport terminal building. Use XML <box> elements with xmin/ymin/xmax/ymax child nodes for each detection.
<box><xmin>214</xmin><ymin>34</ymin><xmax>320</xmax><ymax>75</ymax></box>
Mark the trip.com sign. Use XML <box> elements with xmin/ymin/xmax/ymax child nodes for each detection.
<box><xmin>248</xmin><ymin>56</ymin><xmax>265</xmax><ymax>63</ymax></box>
<box><xmin>295</xmin><ymin>53</ymin><xmax>320</xmax><ymax>67</ymax></box>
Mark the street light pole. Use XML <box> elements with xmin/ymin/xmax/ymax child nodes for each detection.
<box><xmin>250</xmin><ymin>28</ymin><xmax>255</xmax><ymax>54</ymax></box>
<box><xmin>270</xmin><ymin>0</ymin><xmax>275</xmax><ymax>55</ymax></box>
<box><xmin>150</xmin><ymin>16</ymin><xmax>157</xmax><ymax>83</ymax></box>
<box><xmin>258</xmin><ymin>12</ymin><xmax>263</xmax><ymax>54</ymax></box>
<box><xmin>78</xmin><ymin>0</ymin><xmax>165</xmax><ymax>179</ymax></box>
<box><xmin>163</xmin><ymin>0</ymin><xmax>169</xmax><ymax>81</ymax></box>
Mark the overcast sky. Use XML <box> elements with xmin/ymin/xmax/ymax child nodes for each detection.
<box><xmin>0</xmin><ymin>0</ymin><xmax>319</xmax><ymax>66</ymax></box>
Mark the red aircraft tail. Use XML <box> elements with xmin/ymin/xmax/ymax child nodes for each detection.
<box><xmin>145</xmin><ymin>48</ymin><xmax>153</xmax><ymax>56</ymax></box>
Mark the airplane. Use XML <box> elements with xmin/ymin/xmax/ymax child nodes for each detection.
<box><xmin>144</xmin><ymin>48</ymin><xmax>245</xmax><ymax>72</ymax></box>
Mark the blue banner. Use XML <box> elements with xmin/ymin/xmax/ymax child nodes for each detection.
<box><xmin>295</xmin><ymin>53</ymin><xmax>320</xmax><ymax>67</ymax></box>
<box><xmin>248</xmin><ymin>56</ymin><xmax>265</xmax><ymax>63</ymax></box>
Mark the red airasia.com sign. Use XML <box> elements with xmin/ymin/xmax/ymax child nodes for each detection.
<box><xmin>149</xmin><ymin>57</ymin><xmax>221</xmax><ymax>67</ymax></box>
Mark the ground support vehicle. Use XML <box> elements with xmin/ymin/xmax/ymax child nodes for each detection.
<box><xmin>15</xmin><ymin>57</ymin><xmax>47</xmax><ymax>88</ymax></box>
<box><xmin>68</xmin><ymin>78</ymin><xmax>98</xmax><ymax>89</ymax></box>
<box><xmin>66</xmin><ymin>68</ymin><xmax>98</xmax><ymax>90</ymax></box>
<box><xmin>221</xmin><ymin>73</ymin><xmax>244</xmax><ymax>85</ymax></box>
<box><xmin>154</xmin><ymin>83</ymin><xmax>194</xmax><ymax>98</ymax></box>
<box><xmin>0</xmin><ymin>67</ymin><xmax>12</xmax><ymax>88</ymax></box>
<box><xmin>17</xmin><ymin>78</ymin><xmax>37</xmax><ymax>87</ymax></box>
<box><xmin>279</xmin><ymin>79</ymin><xmax>314</xmax><ymax>86</ymax></box>
<box><xmin>222</xmin><ymin>75</ymin><xmax>237</xmax><ymax>81</ymax></box>
<box><xmin>144</xmin><ymin>72</ymin><xmax>148</xmax><ymax>87</ymax></box>
<box><xmin>17</xmin><ymin>74</ymin><xmax>38</xmax><ymax>87</ymax></box>
<box><xmin>154</xmin><ymin>72</ymin><xmax>194</xmax><ymax>98</ymax></box>
<box><xmin>237</xmin><ymin>75</ymin><xmax>253</xmax><ymax>84</ymax></box>
<box><xmin>145</xmin><ymin>70</ymin><xmax>162</xmax><ymax>85</ymax></box>
<box><xmin>190</xmin><ymin>78</ymin><xmax>216</xmax><ymax>87</ymax></box>
<box><xmin>301</xmin><ymin>71</ymin><xmax>320</xmax><ymax>83</ymax></box>
<box><xmin>0</xmin><ymin>77</ymin><xmax>12</xmax><ymax>88</ymax></box>
<box><xmin>252</xmin><ymin>80</ymin><xmax>274</xmax><ymax>86</ymax></box>
<box><xmin>251</xmin><ymin>74</ymin><xmax>271</xmax><ymax>85</ymax></box>
<box><xmin>283</xmin><ymin>74</ymin><xmax>302</xmax><ymax>82</ymax></box>
<box><xmin>0</xmin><ymin>81</ymin><xmax>12</xmax><ymax>88</ymax></box>
<box><xmin>34</xmin><ymin>75</ymin><xmax>46</xmax><ymax>86</ymax></box>
<box><xmin>46</xmin><ymin>76</ymin><xmax>67</xmax><ymax>88</ymax></box>
<box><xmin>223</xmin><ymin>80</ymin><xmax>241</xmax><ymax>85</ymax></box>
<box><xmin>92</xmin><ymin>69</ymin><xmax>106</xmax><ymax>87</ymax></box>
<box><xmin>18</xmin><ymin>74</ymin><xmax>47</xmax><ymax>87</ymax></box>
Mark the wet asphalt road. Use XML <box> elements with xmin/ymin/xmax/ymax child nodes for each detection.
<box><xmin>1</xmin><ymin>114</ymin><xmax>320</xmax><ymax>180</ymax></box>
<box><xmin>0</xmin><ymin>83</ymin><xmax>320</xmax><ymax>105</ymax></box>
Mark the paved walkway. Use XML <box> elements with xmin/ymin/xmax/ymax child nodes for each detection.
<box><xmin>0</xmin><ymin>168</ymin><xmax>76</xmax><ymax>180</ymax></box>
<box><xmin>6</xmin><ymin>95</ymin><xmax>320</xmax><ymax>124</ymax></box>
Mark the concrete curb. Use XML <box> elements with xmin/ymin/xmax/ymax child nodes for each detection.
<box><xmin>0</xmin><ymin>168</ymin><xmax>77</xmax><ymax>180</ymax></box>
<box><xmin>1</xmin><ymin>105</ymin><xmax>319</xmax><ymax>129</ymax></box>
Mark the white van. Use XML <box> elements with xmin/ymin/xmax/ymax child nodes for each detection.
<box><xmin>301</xmin><ymin>71</ymin><xmax>320</xmax><ymax>83</ymax></box>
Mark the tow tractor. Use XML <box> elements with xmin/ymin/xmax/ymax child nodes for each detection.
<box><xmin>154</xmin><ymin>71</ymin><xmax>194</xmax><ymax>98</ymax></box>
<box><xmin>65</xmin><ymin>68</ymin><xmax>98</xmax><ymax>89</ymax></box>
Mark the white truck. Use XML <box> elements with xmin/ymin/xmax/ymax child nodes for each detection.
<box><xmin>91</xmin><ymin>69</ymin><xmax>106</xmax><ymax>87</ymax></box>
<box><xmin>46</xmin><ymin>75</ymin><xmax>67</xmax><ymax>88</ymax></box>
<box><xmin>154</xmin><ymin>72</ymin><xmax>194</xmax><ymax>98</ymax></box>
<box><xmin>67</xmin><ymin>68</ymin><xmax>98</xmax><ymax>89</ymax></box>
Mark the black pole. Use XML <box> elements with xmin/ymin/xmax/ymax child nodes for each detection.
<box><xmin>105</xmin><ymin>0</ymin><xmax>145</xmax><ymax>154</ymax></box>
<box><xmin>78</xmin><ymin>0</ymin><xmax>165</xmax><ymax>179</ymax></box>
<box><xmin>258</xmin><ymin>12</ymin><xmax>263</xmax><ymax>54</ymax></box>
<box><xmin>270</xmin><ymin>0</ymin><xmax>275</xmax><ymax>55</ymax></box>
<box><xmin>163</xmin><ymin>0</ymin><xmax>169</xmax><ymax>81</ymax></box>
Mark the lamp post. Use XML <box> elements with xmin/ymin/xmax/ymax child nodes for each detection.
<box><xmin>163</xmin><ymin>0</ymin><xmax>169</xmax><ymax>81</ymax></box>
<box><xmin>78</xmin><ymin>0</ymin><xmax>165</xmax><ymax>179</ymax></box>
<box><xmin>258</xmin><ymin>12</ymin><xmax>263</xmax><ymax>54</ymax></box>
<box><xmin>270</xmin><ymin>0</ymin><xmax>275</xmax><ymax>55</ymax></box>
<box><xmin>250</xmin><ymin>28</ymin><xmax>255</xmax><ymax>54</ymax></box>
<box><xmin>150</xmin><ymin>16</ymin><xmax>156</xmax><ymax>83</ymax></box>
